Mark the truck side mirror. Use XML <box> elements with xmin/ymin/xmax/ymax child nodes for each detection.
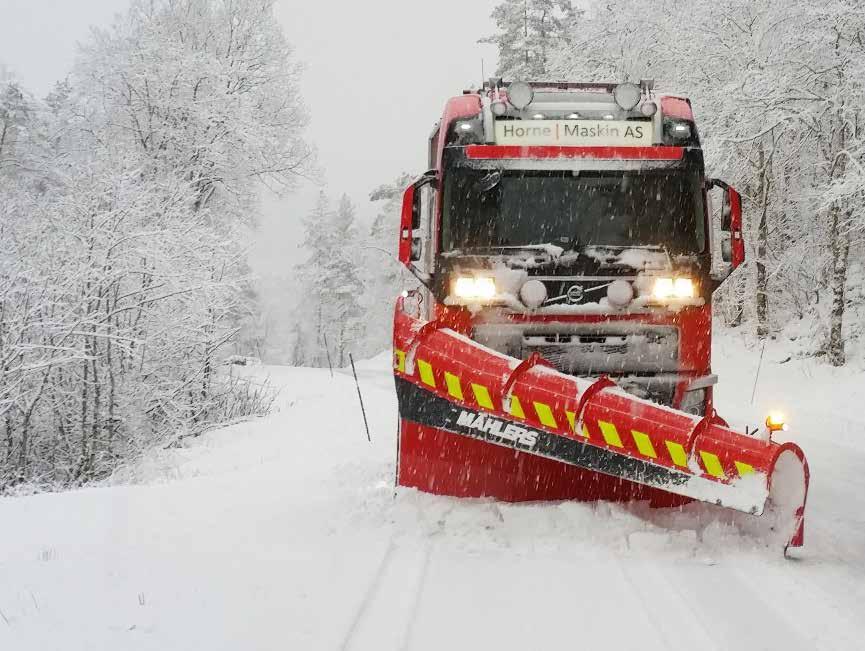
<box><xmin>724</xmin><ymin>186</ymin><xmax>745</xmax><ymax>270</ymax></box>
<box><xmin>721</xmin><ymin>195</ymin><xmax>732</xmax><ymax>231</ymax></box>
<box><xmin>721</xmin><ymin>238</ymin><xmax>732</xmax><ymax>263</ymax></box>
<box><xmin>709</xmin><ymin>179</ymin><xmax>745</xmax><ymax>274</ymax></box>
<box><xmin>398</xmin><ymin>171</ymin><xmax>437</xmax><ymax>266</ymax></box>
<box><xmin>398</xmin><ymin>185</ymin><xmax>417</xmax><ymax>265</ymax></box>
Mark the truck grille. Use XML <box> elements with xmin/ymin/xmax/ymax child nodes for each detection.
<box><xmin>472</xmin><ymin>321</ymin><xmax>681</xmax><ymax>408</ymax></box>
<box><xmin>537</xmin><ymin>279</ymin><xmax>626</xmax><ymax>306</ymax></box>
<box><xmin>521</xmin><ymin>327</ymin><xmax>678</xmax><ymax>376</ymax></box>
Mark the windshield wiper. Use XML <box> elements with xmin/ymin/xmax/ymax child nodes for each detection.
<box><xmin>451</xmin><ymin>243</ymin><xmax>570</xmax><ymax>269</ymax></box>
<box><xmin>459</xmin><ymin>243</ymin><xmax>562</xmax><ymax>255</ymax></box>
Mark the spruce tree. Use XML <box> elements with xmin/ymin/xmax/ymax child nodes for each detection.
<box><xmin>296</xmin><ymin>192</ymin><xmax>365</xmax><ymax>367</ymax></box>
<box><xmin>480</xmin><ymin>1</ymin><xmax>577</xmax><ymax>79</ymax></box>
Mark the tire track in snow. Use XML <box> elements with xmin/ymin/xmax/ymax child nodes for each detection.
<box><xmin>611</xmin><ymin>554</ymin><xmax>715</xmax><ymax>649</ymax></box>
<box><xmin>397</xmin><ymin>541</ymin><xmax>433</xmax><ymax>651</ymax></box>
<box><xmin>339</xmin><ymin>535</ymin><xmax>434</xmax><ymax>651</ymax></box>
<box><xmin>745</xmin><ymin>560</ymin><xmax>865</xmax><ymax>649</ymax></box>
<box><xmin>659</xmin><ymin>559</ymin><xmax>813</xmax><ymax>651</ymax></box>
<box><xmin>339</xmin><ymin>536</ymin><xmax>397</xmax><ymax>651</ymax></box>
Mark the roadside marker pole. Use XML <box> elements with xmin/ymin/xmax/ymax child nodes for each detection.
<box><xmin>349</xmin><ymin>353</ymin><xmax>371</xmax><ymax>443</ymax></box>
<box><xmin>323</xmin><ymin>333</ymin><xmax>334</xmax><ymax>378</ymax></box>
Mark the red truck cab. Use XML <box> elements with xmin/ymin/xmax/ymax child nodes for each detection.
<box><xmin>399</xmin><ymin>80</ymin><xmax>744</xmax><ymax>418</ymax></box>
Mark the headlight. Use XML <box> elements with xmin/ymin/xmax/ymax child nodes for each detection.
<box><xmin>651</xmin><ymin>277</ymin><xmax>695</xmax><ymax>301</ymax></box>
<box><xmin>453</xmin><ymin>276</ymin><xmax>496</xmax><ymax>301</ymax></box>
<box><xmin>674</xmin><ymin>278</ymin><xmax>695</xmax><ymax>298</ymax></box>
<box><xmin>652</xmin><ymin>277</ymin><xmax>674</xmax><ymax>300</ymax></box>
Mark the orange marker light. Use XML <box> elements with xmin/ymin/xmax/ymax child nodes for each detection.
<box><xmin>766</xmin><ymin>412</ymin><xmax>788</xmax><ymax>432</ymax></box>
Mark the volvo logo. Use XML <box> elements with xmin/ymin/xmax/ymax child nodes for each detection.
<box><xmin>566</xmin><ymin>285</ymin><xmax>584</xmax><ymax>304</ymax></box>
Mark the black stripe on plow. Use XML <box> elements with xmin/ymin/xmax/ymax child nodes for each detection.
<box><xmin>395</xmin><ymin>375</ymin><xmax>690</xmax><ymax>490</ymax></box>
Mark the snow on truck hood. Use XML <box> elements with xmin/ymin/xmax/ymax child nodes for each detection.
<box><xmin>442</xmin><ymin>244</ymin><xmax>676</xmax><ymax>272</ymax></box>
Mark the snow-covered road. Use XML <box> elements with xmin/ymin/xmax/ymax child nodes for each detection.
<box><xmin>2</xmin><ymin>331</ymin><xmax>864</xmax><ymax>650</ymax></box>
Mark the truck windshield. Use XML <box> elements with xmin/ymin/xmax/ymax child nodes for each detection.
<box><xmin>442</xmin><ymin>168</ymin><xmax>706</xmax><ymax>254</ymax></box>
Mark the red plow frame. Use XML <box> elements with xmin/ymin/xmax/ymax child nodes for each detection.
<box><xmin>393</xmin><ymin>298</ymin><xmax>809</xmax><ymax>550</ymax></box>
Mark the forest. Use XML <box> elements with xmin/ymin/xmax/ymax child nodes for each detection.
<box><xmin>0</xmin><ymin>0</ymin><xmax>312</xmax><ymax>489</ymax></box>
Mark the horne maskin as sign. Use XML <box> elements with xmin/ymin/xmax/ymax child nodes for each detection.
<box><xmin>494</xmin><ymin>120</ymin><xmax>654</xmax><ymax>147</ymax></box>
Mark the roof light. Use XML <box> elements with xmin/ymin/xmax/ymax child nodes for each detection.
<box><xmin>567</xmin><ymin>112</ymin><xmax>580</xmax><ymax>119</ymax></box>
<box><xmin>508</xmin><ymin>81</ymin><xmax>534</xmax><ymax>109</ymax></box>
<box><xmin>532</xmin><ymin>113</ymin><xmax>545</xmax><ymax>120</ymax></box>
<box><xmin>613</xmin><ymin>82</ymin><xmax>642</xmax><ymax>110</ymax></box>
<box><xmin>603</xmin><ymin>113</ymin><xmax>615</xmax><ymax>120</ymax></box>
<box><xmin>640</xmin><ymin>101</ymin><xmax>657</xmax><ymax>117</ymax></box>
<box><xmin>491</xmin><ymin>100</ymin><xmax>508</xmax><ymax>116</ymax></box>
<box><xmin>667</xmin><ymin>121</ymin><xmax>692</xmax><ymax>139</ymax></box>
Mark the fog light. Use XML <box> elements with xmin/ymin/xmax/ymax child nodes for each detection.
<box><xmin>607</xmin><ymin>279</ymin><xmax>634</xmax><ymax>308</ymax></box>
<box><xmin>519</xmin><ymin>279</ymin><xmax>547</xmax><ymax>309</ymax></box>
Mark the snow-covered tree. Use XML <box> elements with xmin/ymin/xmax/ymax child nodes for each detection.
<box><xmin>546</xmin><ymin>0</ymin><xmax>865</xmax><ymax>364</ymax></box>
<box><xmin>0</xmin><ymin>0</ymin><xmax>312</xmax><ymax>491</ymax></box>
<box><xmin>295</xmin><ymin>193</ymin><xmax>365</xmax><ymax>368</ymax></box>
<box><xmin>780</xmin><ymin>2</ymin><xmax>865</xmax><ymax>365</ymax></box>
<box><xmin>75</xmin><ymin>0</ymin><xmax>314</xmax><ymax>215</ymax></box>
<box><xmin>357</xmin><ymin>173</ymin><xmax>417</xmax><ymax>355</ymax></box>
<box><xmin>481</xmin><ymin>1</ymin><xmax>578</xmax><ymax>79</ymax></box>
<box><xmin>0</xmin><ymin>77</ymin><xmax>35</xmax><ymax>175</ymax></box>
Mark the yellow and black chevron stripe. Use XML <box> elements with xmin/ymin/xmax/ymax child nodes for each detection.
<box><xmin>394</xmin><ymin>349</ymin><xmax>756</xmax><ymax>482</ymax></box>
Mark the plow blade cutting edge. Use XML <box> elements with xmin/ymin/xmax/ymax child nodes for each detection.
<box><xmin>393</xmin><ymin>299</ymin><xmax>809</xmax><ymax>550</ymax></box>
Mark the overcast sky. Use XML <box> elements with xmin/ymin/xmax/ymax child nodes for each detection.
<box><xmin>0</xmin><ymin>0</ymin><xmax>500</xmax><ymax>274</ymax></box>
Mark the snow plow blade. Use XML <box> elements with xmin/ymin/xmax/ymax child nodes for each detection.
<box><xmin>393</xmin><ymin>298</ymin><xmax>809</xmax><ymax>549</ymax></box>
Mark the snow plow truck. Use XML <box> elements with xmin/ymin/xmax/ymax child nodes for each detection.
<box><xmin>392</xmin><ymin>80</ymin><xmax>809</xmax><ymax>551</ymax></box>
